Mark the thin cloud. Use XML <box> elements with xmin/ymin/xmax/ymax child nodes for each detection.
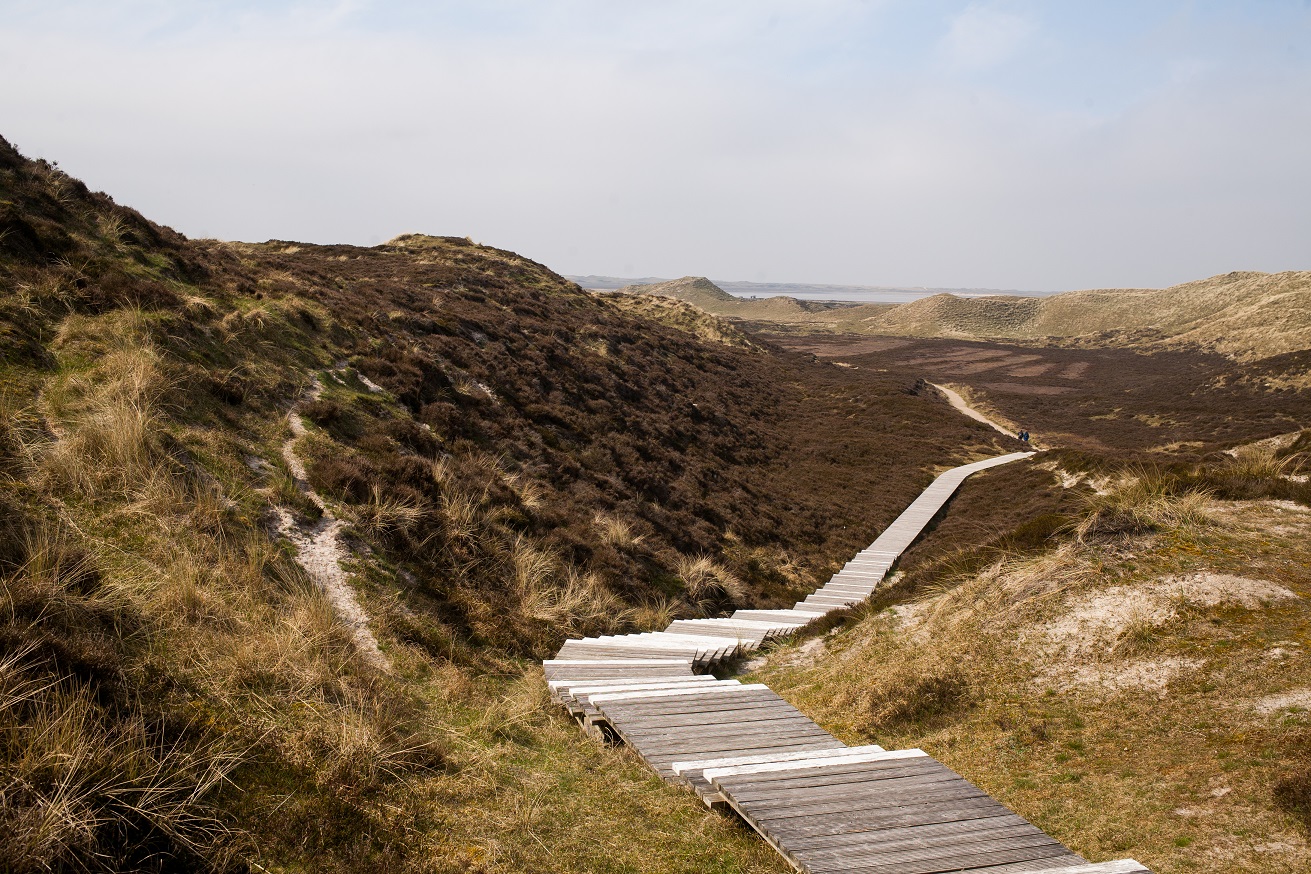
<box><xmin>937</xmin><ymin>3</ymin><xmax>1037</xmax><ymax>72</ymax></box>
<box><xmin>0</xmin><ymin>1</ymin><xmax>1306</xmax><ymax>289</ymax></box>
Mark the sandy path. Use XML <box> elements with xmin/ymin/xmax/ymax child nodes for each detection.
<box><xmin>276</xmin><ymin>376</ymin><xmax>387</xmax><ymax>669</ymax></box>
<box><xmin>928</xmin><ymin>382</ymin><xmax>1017</xmax><ymax>438</ymax></box>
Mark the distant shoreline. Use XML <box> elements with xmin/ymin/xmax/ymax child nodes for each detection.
<box><xmin>566</xmin><ymin>275</ymin><xmax>1059</xmax><ymax>304</ymax></box>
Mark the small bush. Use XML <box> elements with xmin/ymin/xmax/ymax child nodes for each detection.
<box><xmin>309</xmin><ymin>453</ymin><xmax>375</xmax><ymax>503</ymax></box>
<box><xmin>301</xmin><ymin>398</ymin><xmax>343</xmax><ymax>427</ymax></box>
<box><xmin>595</xmin><ymin>513</ymin><xmax>644</xmax><ymax>550</ymax></box>
<box><xmin>1075</xmin><ymin>468</ymin><xmax>1211</xmax><ymax>540</ymax></box>
<box><xmin>1275</xmin><ymin>770</ymin><xmax>1311</xmax><ymax>831</ymax></box>
<box><xmin>866</xmin><ymin>659</ymin><xmax>972</xmax><ymax>730</ymax></box>
<box><xmin>676</xmin><ymin>553</ymin><xmax>746</xmax><ymax>608</ymax></box>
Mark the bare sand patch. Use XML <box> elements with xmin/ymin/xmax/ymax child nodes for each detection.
<box><xmin>1041</xmin><ymin>573</ymin><xmax>1298</xmax><ymax>661</ymax></box>
<box><xmin>929</xmin><ymin>383</ymin><xmax>1013</xmax><ymax>436</ymax></box>
<box><xmin>982</xmin><ymin>382</ymin><xmax>1074</xmax><ymax>395</ymax></box>
<box><xmin>1006</xmin><ymin>363</ymin><xmax>1055</xmax><ymax>377</ymax></box>
<box><xmin>1249</xmin><ymin>688</ymin><xmax>1311</xmax><ymax>715</ymax></box>
<box><xmin>277</xmin><ymin>375</ymin><xmax>387</xmax><ymax>669</ymax></box>
<box><xmin>1058</xmin><ymin>361</ymin><xmax>1090</xmax><ymax>379</ymax></box>
<box><xmin>1066</xmin><ymin>656</ymin><xmax>1204</xmax><ymax>695</ymax></box>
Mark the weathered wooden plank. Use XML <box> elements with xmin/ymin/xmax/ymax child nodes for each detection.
<box><xmin>544</xmin><ymin>657</ymin><xmax>693</xmax><ymax>666</ymax></box>
<box><xmin>704</xmin><ymin>748</ymin><xmax>927</xmax><ymax>781</ymax></box>
<box><xmin>643</xmin><ymin>739</ymin><xmax>845</xmax><ymax>771</ymax></box>
<box><xmin>748</xmin><ymin>798</ymin><xmax>1023</xmax><ymax>842</ymax></box>
<box><xmin>780</xmin><ymin>812</ymin><xmax>1028</xmax><ymax>852</ymax></box>
<box><xmin>597</xmin><ymin>690</ymin><xmax>787</xmax><ymax>714</ymax></box>
<box><xmin>955</xmin><ymin>856</ymin><xmax>1089</xmax><ymax>873</ymax></box>
<box><xmin>588</xmin><ymin>683</ymin><xmax>768</xmax><ymax>705</ymax></box>
<box><xmin>615</xmin><ymin>717</ymin><xmax>828</xmax><ymax>746</ymax></box>
<box><xmin>671</xmin><ymin>744</ymin><xmax>883</xmax><ymax>778</ymax></box>
<box><xmin>797</xmin><ymin>828</ymin><xmax>1064</xmax><ymax>870</ymax></box>
<box><xmin>611</xmin><ymin>710</ymin><xmax>821</xmax><ymax>735</ymax></box>
<box><xmin>794</xmin><ymin>819</ymin><xmax>1053</xmax><ymax>858</ymax></box>
<box><xmin>722</xmin><ymin>765</ymin><xmax>960</xmax><ymax>803</ymax></box>
<box><xmin>630</xmin><ymin>722</ymin><xmax>832</xmax><ymax>746</ymax></box>
<box><xmin>560</xmin><ymin>679</ymin><xmax>724</xmax><ymax>707</ymax></box>
<box><xmin>622</xmin><ymin>721</ymin><xmax>838</xmax><ymax>749</ymax></box>
<box><xmin>727</xmin><ymin>785</ymin><xmax>996</xmax><ymax>825</ymax></box>
<box><xmin>551</xmin><ymin>674</ymin><xmax>711</xmax><ymax>692</ymax></box>
<box><xmin>731</xmin><ymin>778</ymin><xmax>987</xmax><ymax>818</ymax></box>
<box><xmin>713</xmin><ymin>755</ymin><xmax>956</xmax><ymax>793</ymax></box>
<box><xmin>810</xmin><ymin>837</ymin><xmax>1071</xmax><ymax>874</ymax></box>
<box><xmin>597</xmin><ymin>701</ymin><xmax>802</xmax><ymax>726</ymax></box>
<box><xmin>730</xmin><ymin>609</ymin><xmax>827</xmax><ymax>623</ymax></box>
<box><xmin>640</xmin><ymin>739</ymin><xmax>844</xmax><ymax>768</ymax></box>
<box><xmin>1019</xmin><ymin>863</ymin><xmax>1150</xmax><ymax>874</ymax></box>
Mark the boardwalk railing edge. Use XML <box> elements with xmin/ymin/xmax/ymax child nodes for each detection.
<box><xmin>544</xmin><ymin>450</ymin><xmax>1154</xmax><ymax>874</ymax></box>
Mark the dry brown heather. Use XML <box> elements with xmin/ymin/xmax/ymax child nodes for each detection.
<box><xmin>0</xmin><ymin>134</ymin><xmax>1014</xmax><ymax>871</ymax></box>
<box><xmin>776</xmin><ymin>334</ymin><xmax>1311</xmax><ymax>458</ymax></box>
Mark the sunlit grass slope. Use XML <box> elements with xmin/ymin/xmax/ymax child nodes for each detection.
<box><xmin>749</xmin><ymin>448</ymin><xmax>1311</xmax><ymax>873</ymax></box>
<box><xmin>1</xmin><ymin>133</ymin><xmax>1012</xmax><ymax>871</ymax></box>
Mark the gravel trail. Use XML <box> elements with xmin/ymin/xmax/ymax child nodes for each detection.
<box><xmin>276</xmin><ymin>375</ymin><xmax>387</xmax><ymax>669</ymax></box>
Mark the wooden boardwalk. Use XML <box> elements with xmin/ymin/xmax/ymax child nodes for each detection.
<box><xmin>546</xmin><ymin>452</ymin><xmax>1153</xmax><ymax>874</ymax></box>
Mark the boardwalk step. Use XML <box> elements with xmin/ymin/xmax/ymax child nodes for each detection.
<box><xmin>544</xmin><ymin>450</ymin><xmax>1151</xmax><ymax>874</ymax></box>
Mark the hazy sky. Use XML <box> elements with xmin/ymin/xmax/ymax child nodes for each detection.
<box><xmin>2</xmin><ymin>1</ymin><xmax>1309</xmax><ymax>290</ymax></box>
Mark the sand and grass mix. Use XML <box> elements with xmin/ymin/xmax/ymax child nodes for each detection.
<box><xmin>748</xmin><ymin>467</ymin><xmax>1311</xmax><ymax>874</ymax></box>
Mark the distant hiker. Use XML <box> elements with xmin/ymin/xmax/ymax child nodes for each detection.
<box><xmin>1020</xmin><ymin>430</ymin><xmax>1031</xmax><ymax>446</ymax></box>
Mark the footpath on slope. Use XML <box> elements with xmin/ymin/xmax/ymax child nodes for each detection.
<box><xmin>276</xmin><ymin>372</ymin><xmax>387</xmax><ymax>669</ymax></box>
<box><xmin>544</xmin><ymin>450</ymin><xmax>1152</xmax><ymax>874</ymax></box>
<box><xmin>929</xmin><ymin>382</ymin><xmax>1017</xmax><ymax>439</ymax></box>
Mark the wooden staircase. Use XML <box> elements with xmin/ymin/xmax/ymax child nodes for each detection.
<box><xmin>545</xmin><ymin>452</ymin><xmax>1153</xmax><ymax>874</ymax></box>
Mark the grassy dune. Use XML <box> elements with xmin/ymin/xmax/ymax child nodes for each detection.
<box><xmin>0</xmin><ymin>135</ymin><xmax>1015</xmax><ymax>871</ymax></box>
<box><xmin>866</xmin><ymin>271</ymin><xmax>1311</xmax><ymax>360</ymax></box>
<box><xmin>625</xmin><ymin>273</ymin><xmax>1311</xmax><ymax>368</ymax></box>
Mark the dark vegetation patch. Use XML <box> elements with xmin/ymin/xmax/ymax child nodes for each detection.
<box><xmin>1274</xmin><ymin>730</ymin><xmax>1311</xmax><ymax>833</ymax></box>
<box><xmin>864</xmin><ymin>657</ymin><xmax>972</xmax><ymax>732</ymax></box>
<box><xmin>208</xmin><ymin>236</ymin><xmax>1013</xmax><ymax>657</ymax></box>
<box><xmin>773</xmin><ymin>335</ymin><xmax>1311</xmax><ymax>457</ymax></box>
<box><xmin>894</xmin><ymin>460</ymin><xmax>1079</xmax><ymax>584</ymax></box>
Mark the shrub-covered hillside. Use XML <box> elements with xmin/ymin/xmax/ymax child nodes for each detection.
<box><xmin>0</xmin><ymin>135</ymin><xmax>1011</xmax><ymax>872</ymax></box>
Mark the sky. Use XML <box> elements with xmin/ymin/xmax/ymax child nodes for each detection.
<box><xmin>1</xmin><ymin>1</ymin><xmax>1309</xmax><ymax>290</ymax></box>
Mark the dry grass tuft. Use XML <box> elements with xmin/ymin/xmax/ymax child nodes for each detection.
<box><xmin>628</xmin><ymin>595</ymin><xmax>682</xmax><ymax>632</ymax></box>
<box><xmin>595</xmin><ymin>513</ymin><xmax>645</xmax><ymax>550</ymax></box>
<box><xmin>0</xmin><ymin>647</ymin><xmax>242</xmax><ymax>872</ymax></box>
<box><xmin>38</xmin><ymin>333</ymin><xmax>170</xmax><ymax>496</ymax></box>
<box><xmin>351</xmin><ymin>483</ymin><xmax>429</xmax><ymax>541</ymax></box>
<box><xmin>1074</xmin><ymin>468</ymin><xmax>1212</xmax><ymax>540</ymax></box>
<box><xmin>676</xmin><ymin>553</ymin><xmax>747</xmax><ymax>604</ymax></box>
<box><xmin>509</xmin><ymin>536</ymin><xmax>627</xmax><ymax>635</ymax></box>
<box><xmin>1228</xmin><ymin>444</ymin><xmax>1304</xmax><ymax>480</ymax></box>
<box><xmin>866</xmin><ymin>656</ymin><xmax>972</xmax><ymax>730</ymax></box>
